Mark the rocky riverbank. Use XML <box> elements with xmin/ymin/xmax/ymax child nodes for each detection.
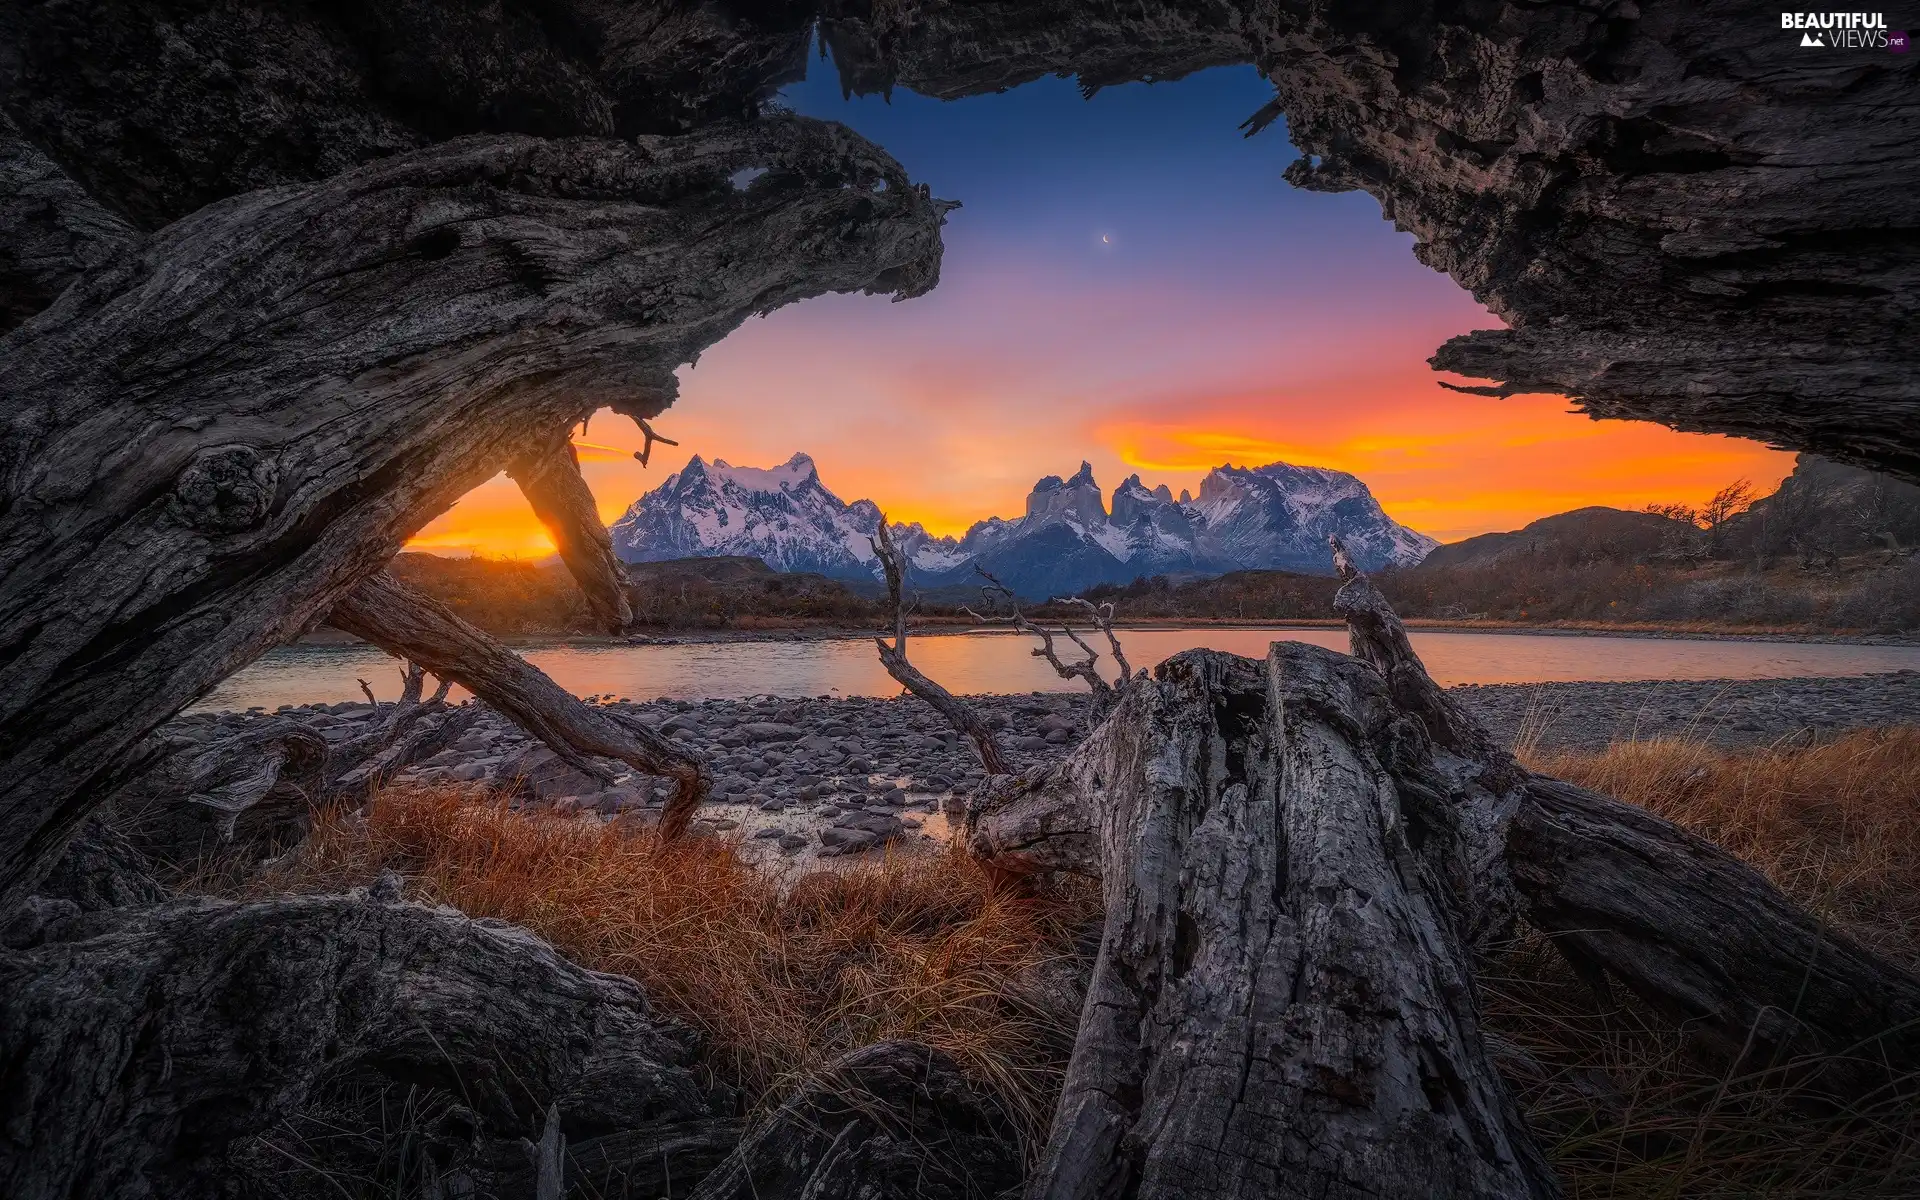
<box><xmin>1457</xmin><ymin>670</ymin><xmax>1920</xmax><ymax>752</ymax></box>
<box><xmin>186</xmin><ymin>672</ymin><xmax>1918</xmax><ymax>872</ymax></box>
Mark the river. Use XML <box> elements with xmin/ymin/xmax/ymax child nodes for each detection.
<box><xmin>190</xmin><ymin>628</ymin><xmax>1920</xmax><ymax>711</ymax></box>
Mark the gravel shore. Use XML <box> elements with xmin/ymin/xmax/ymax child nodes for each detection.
<box><xmin>198</xmin><ymin>671</ymin><xmax>1918</xmax><ymax>872</ymax></box>
<box><xmin>1455</xmin><ymin>670</ymin><xmax>1920</xmax><ymax>752</ymax></box>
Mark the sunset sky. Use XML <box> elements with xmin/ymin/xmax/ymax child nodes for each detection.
<box><xmin>410</xmin><ymin>62</ymin><xmax>1793</xmax><ymax>559</ymax></box>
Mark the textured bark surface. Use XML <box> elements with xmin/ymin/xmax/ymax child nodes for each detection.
<box><xmin>0</xmin><ymin>118</ymin><xmax>946</xmax><ymax>907</ymax></box>
<box><xmin>0</xmin><ymin>114</ymin><xmax>136</xmax><ymax>333</ymax></box>
<box><xmin>0</xmin><ymin>0</ymin><xmax>820</xmax><ymax>229</ymax></box>
<box><xmin>822</xmin><ymin>0</ymin><xmax>1918</xmax><ymax>479</ymax></box>
<box><xmin>870</xmin><ymin>521</ymin><xmax>1013</xmax><ymax>776</ymax></box>
<box><xmin>0</xmin><ymin>889</ymin><xmax>730</xmax><ymax>1200</ymax></box>
<box><xmin>30</xmin><ymin>821</ymin><xmax>165</xmax><ymax>914</ymax></box>
<box><xmin>1512</xmin><ymin>774</ymin><xmax>1920</xmax><ymax>1095</ymax></box>
<box><xmin>98</xmin><ymin>664</ymin><xmax>479</xmax><ymax>869</ymax></box>
<box><xmin>1019</xmin><ymin>647</ymin><xmax>1556</xmax><ymax>1200</ymax></box>
<box><xmin>331</xmin><ymin>571</ymin><xmax>714</xmax><ymax>838</ymax></box>
<box><xmin>509</xmin><ymin>432</ymin><xmax>634</xmax><ymax>634</ymax></box>
<box><xmin>1326</xmin><ymin>535</ymin><xmax>1920</xmax><ymax>1091</ymax></box>
<box><xmin>689</xmin><ymin>1040</ymin><xmax>1021</xmax><ymax>1200</ymax></box>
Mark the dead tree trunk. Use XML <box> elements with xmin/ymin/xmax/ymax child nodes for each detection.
<box><xmin>1016</xmin><ymin>647</ymin><xmax>1557</xmax><ymax>1199</ymax></box>
<box><xmin>509</xmin><ymin>432</ymin><xmax>634</xmax><ymax>635</ymax></box>
<box><xmin>330</xmin><ymin>571</ymin><xmax>712</xmax><ymax>838</ymax></box>
<box><xmin>1327</xmin><ymin>535</ymin><xmax>1920</xmax><ymax>1092</ymax></box>
<box><xmin>869</xmin><ymin>520</ymin><xmax>1012</xmax><ymax>776</ymax></box>
<box><xmin>99</xmin><ymin>660</ymin><xmax>482</xmax><ymax>870</ymax></box>
<box><xmin>0</xmin><ymin>117</ymin><xmax>949</xmax><ymax>910</ymax></box>
<box><xmin>967</xmin><ymin>538</ymin><xmax>1920</xmax><ymax>1194</ymax></box>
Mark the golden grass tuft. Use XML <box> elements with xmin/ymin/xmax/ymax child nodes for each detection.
<box><xmin>243</xmin><ymin>727</ymin><xmax>1920</xmax><ymax>1195</ymax></box>
<box><xmin>249</xmin><ymin>787</ymin><xmax>1094</xmax><ymax>1144</ymax></box>
<box><xmin>1500</xmin><ymin>728</ymin><xmax>1920</xmax><ymax>1196</ymax></box>
<box><xmin>1523</xmin><ymin>726</ymin><xmax>1920</xmax><ymax>960</ymax></box>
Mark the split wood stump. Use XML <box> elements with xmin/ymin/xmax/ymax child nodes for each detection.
<box><xmin>967</xmin><ymin>548</ymin><xmax>1920</xmax><ymax>1199</ymax></box>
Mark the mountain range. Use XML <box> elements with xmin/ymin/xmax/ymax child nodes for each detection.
<box><xmin>608</xmin><ymin>452</ymin><xmax>1438</xmax><ymax>599</ymax></box>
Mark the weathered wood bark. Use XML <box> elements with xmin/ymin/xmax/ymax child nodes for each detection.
<box><xmin>95</xmin><ymin>663</ymin><xmax>480</xmax><ymax>869</ymax></box>
<box><xmin>330</xmin><ymin>571</ymin><xmax>712</xmax><ymax>838</ymax></box>
<box><xmin>0</xmin><ymin>114</ymin><xmax>137</xmax><ymax>334</ymax></box>
<box><xmin>1016</xmin><ymin>647</ymin><xmax>1556</xmax><ymax>1199</ymax></box>
<box><xmin>0</xmin><ymin>118</ymin><xmax>947</xmax><ymax>908</ymax></box>
<box><xmin>972</xmin><ymin>544</ymin><xmax>1920</xmax><ymax>1193</ymax></box>
<box><xmin>509</xmin><ymin>431</ymin><xmax>634</xmax><ymax>634</ymax></box>
<box><xmin>1512</xmin><ymin>775</ymin><xmax>1920</xmax><ymax>1095</ymax></box>
<box><xmin>0</xmin><ymin>887</ymin><xmax>731</xmax><ymax>1200</ymax></box>
<box><xmin>869</xmin><ymin>520</ymin><xmax>1012</xmax><ymax>776</ymax></box>
<box><xmin>1328</xmin><ymin>534</ymin><xmax>1920</xmax><ymax>1093</ymax></box>
<box><xmin>689</xmin><ymin>1040</ymin><xmax>1021</xmax><ymax>1200</ymax></box>
<box><xmin>30</xmin><ymin>820</ymin><xmax>165</xmax><ymax>913</ymax></box>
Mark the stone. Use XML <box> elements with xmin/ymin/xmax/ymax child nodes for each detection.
<box><xmin>738</xmin><ymin>722</ymin><xmax>803</xmax><ymax>743</ymax></box>
<box><xmin>818</xmin><ymin>830</ymin><xmax>878</xmax><ymax>857</ymax></box>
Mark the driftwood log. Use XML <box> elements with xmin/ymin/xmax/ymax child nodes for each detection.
<box><xmin>330</xmin><ymin>570</ymin><xmax>714</xmax><ymax>839</ymax></box>
<box><xmin>0</xmin><ymin>117</ymin><xmax>948</xmax><ymax>907</ymax></box>
<box><xmin>98</xmin><ymin>659</ymin><xmax>484</xmax><ymax>870</ymax></box>
<box><xmin>869</xmin><ymin>519</ymin><xmax>1013</xmax><ymax>776</ymax></box>
<box><xmin>508</xmin><ymin>430</ymin><xmax>635</xmax><ymax>635</ymax></box>
<box><xmin>965</xmin><ymin>538</ymin><xmax>1920</xmax><ymax>1196</ymax></box>
<box><xmin>0</xmin><ymin>884</ymin><xmax>734</xmax><ymax>1200</ymax></box>
<box><xmin>994</xmin><ymin>646</ymin><xmax>1557</xmax><ymax>1199</ymax></box>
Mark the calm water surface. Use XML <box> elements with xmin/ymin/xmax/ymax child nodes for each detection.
<box><xmin>192</xmin><ymin>628</ymin><xmax>1920</xmax><ymax>712</ymax></box>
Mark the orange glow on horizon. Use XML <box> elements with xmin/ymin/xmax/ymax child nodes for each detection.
<box><xmin>407</xmin><ymin>390</ymin><xmax>1797</xmax><ymax>558</ymax></box>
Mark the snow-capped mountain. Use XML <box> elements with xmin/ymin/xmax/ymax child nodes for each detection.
<box><xmin>609</xmin><ymin>453</ymin><xmax>867</xmax><ymax>577</ymax></box>
<box><xmin>609</xmin><ymin>452</ymin><xmax>1436</xmax><ymax>598</ymax></box>
<box><xmin>906</xmin><ymin>460</ymin><xmax>1437</xmax><ymax>598</ymax></box>
<box><xmin>607</xmin><ymin>453</ymin><xmax>961</xmax><ymax>581</ymax></box>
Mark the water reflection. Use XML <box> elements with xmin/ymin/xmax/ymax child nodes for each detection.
<box><xmin>192</xmin><ymin>628</ymin><xmax>1920</xmax><ymax>712</ymax></box>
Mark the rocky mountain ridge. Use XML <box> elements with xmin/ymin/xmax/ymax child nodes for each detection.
<box><xmin>609</xmin><ymin>451</ymin><xmax>1437</xmax><ymax>598</ymax></box>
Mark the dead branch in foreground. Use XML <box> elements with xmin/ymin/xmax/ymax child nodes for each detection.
<box><xmin>868</xmin><ymin>520</ymin><xmax>1011</xmax><ymax>777</ymax></box>
<box><xmin>330</xmin><ymin>571</ymin><xmax>712</xmax><ymax>838</ymax></box>
<box><xmin>956</xmin><ymin>532</ymin><xmax>1920</xmax><ymax>1199</ymax></box>
<box><xmin>963</xmin><ymin>569</ymin><xmax>1137</xmax><ymax>727</ymax></box>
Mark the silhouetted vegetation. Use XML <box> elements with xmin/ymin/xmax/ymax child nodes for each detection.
<box><xmin>386</xmin><ymin>553</ymin><xmax>884</xmax><ymax>635</ymax></box>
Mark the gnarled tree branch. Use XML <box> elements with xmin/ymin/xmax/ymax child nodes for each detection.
<box><xmin>0</xmin><ymin>116</ymin><xmax>948</xmax><ymax>907</ymax></box>
<box><xmin>869</xmin><ymin>520</ymin><xmax>1010</xmax><ymax>776</ymax></box>
<box><xmin>963</xmin><ymin>568</ymin><xmax>1113</xmax><ymax>714</ymax></box>
<box><xmin>329</xmin><ymin>571</ymin><xmax>712</xmax><ymax>839</ymax></box>
<box><xmin>509</xmin><ymin>431</ymin><xmax>633</xmax><ymax>634</ymax></box>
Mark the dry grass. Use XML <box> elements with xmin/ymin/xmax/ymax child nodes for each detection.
<box><xmin>1497</xmin><ymin>728</ymin><xmax>1920</xmax><ymax>1196</ymax></box>
<box><xmin>247</xmin><ymin>787</ymin><xmax>1095</xmax><ymax>1146</ymax></box>
<box><xmin>240</xmin><ymin>729</ymin><xmax>1920</xmax><ymax>1195</ymax></box>
<box><xmin>1523</xmin><ymin>727</ymin><xmax>1920</xmax><ymax>960</ymax></box>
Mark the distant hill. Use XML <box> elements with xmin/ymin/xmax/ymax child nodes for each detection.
<box><xmin>1420</xmin><ymin>506</ymin><xmax>1690</xmax><ymax>569</ymax></box>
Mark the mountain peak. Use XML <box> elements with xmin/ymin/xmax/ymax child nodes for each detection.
<box><xmin>612</xmin><ymin>451</ymin><xmax>1436</xmax><ymax>600</ymax></box>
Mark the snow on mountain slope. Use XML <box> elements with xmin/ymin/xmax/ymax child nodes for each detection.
<box><xmin>610</xmin><ymin>452</ymin><xmax>1436</xmax><ymax>598</ymax></box>
<box><xmin>608</xmin><ymin>453</ymin><xmax>963</xmax><ymax>580</ymax></box>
